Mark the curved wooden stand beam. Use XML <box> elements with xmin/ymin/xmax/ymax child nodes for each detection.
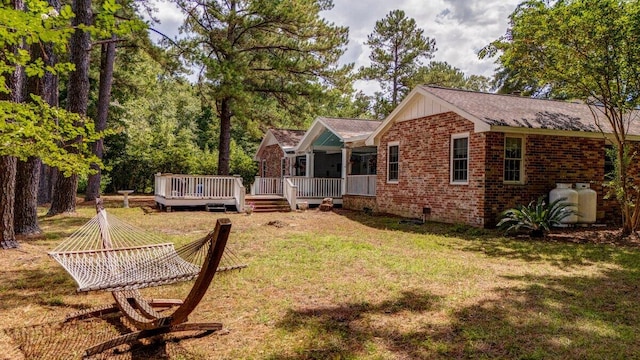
<box><xmin>170</xmin><ymin>218</ymin><xmax>231</xmax><ymax>325</ymax></box>
<box><xmin>65</xmin><ymin>299</ymin><xmax>184</xmax><ymax>322</ymax></box>
<box><xmin>106</xmin><ymin>218</ymin><xmax>231</xmax><ymax>331</ymax></box>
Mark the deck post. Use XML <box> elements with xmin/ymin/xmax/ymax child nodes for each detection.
<box><xmin>306</xmin><ymin>152</ymin><xmax>314</xmax><ymax>178</ymax></box>
<box><xmin>234</xmin><ymin>175</ymin><xmax>245</xmax><ymax>212</ymax></box>
<box><xmin>341</xmin><ymin>148</ymin><xmax>348</xmax><ymax>196</ymax></box>
<box><xmin>250</xmin><ymin>176</ymin><xmax>258</xmax><ymax>195</ymax></box>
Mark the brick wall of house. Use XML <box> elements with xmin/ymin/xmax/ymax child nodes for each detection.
<box><xmin>376</xmin><ymin>112</ymin><xmax>487</xmax><ymax>226</ymax></box>
<box><xmin>374</xmin><ymin>111</ymin><xmax>637</xmax><ymax>228</ymax></box>
<box><xmin>257</xmin><ymin>144</ymin><xmax>285</xmax><ymax>177</ymax></box>
<box><xmin>483</xmin><ymin>132</ymin><xmax>614</xmax><ymax>226</ymax></box>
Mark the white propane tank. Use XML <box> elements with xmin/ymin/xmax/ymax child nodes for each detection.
<box><xmin>549</xmin><ymin>183</ymin><xmax>578</xmax><ymax>224</ymax></box>
<box><xmin>576</xmin><ymin>183</ymin><xmax>597</xmax><ymax>224</ymax></box>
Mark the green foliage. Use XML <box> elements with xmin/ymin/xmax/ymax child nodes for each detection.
<box><xmin>102</xmin><ymin>49</ymin><xmax>260</xmax><ymax>193</ymax></box>
<box><xmin>230</xmin><ymin>139</ymin><xmax>257</xmax><ymax>186</ymax></box>
<box><xmin>358</xmin><ymin>9</ymin><xmax>436</xmax><ymax>115</ymax></box>
<box><xmin>0</xmin><ymin>0</ymin><xmax>144</xmax><ymax>181</ymax></box>
<box><xmin>78</xmin><ymin>171</ymin><xmax>110</xmax><ymax>194</ymax></box>
<box><xmin>410</xmin><ymin>61</ymin><xmax>492</xmax><ymax>92</ymax></box>
<box><xmin>497</xmin><ymin>196</ymin><xmax>576</xmax><ymax>236</ymax></box>
<box><xmin>0</xmin><ymin>0</ymin><xmax>75</xmax><ymax>95</ymax></box>
<box><xmin>481</xmin><ymin>0</ymin><xmax>640</xmax><ymax>104</ymax></box>
<box><xmin>603</xmin><ymin>144</ymin><xmax>638</xmax><ymax>205</ymax></box>
<box><xmin>0</xmin><ymin>96</ymin><xmax>102</xmax><ymax>176</ymax></box>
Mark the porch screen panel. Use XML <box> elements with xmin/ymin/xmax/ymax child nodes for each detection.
<box><xmin>504</xmin><ymin>137</ymin><xmax>523</xmax><ymax>182</ymax></box>
<box><xmin>387</xmin><ymin>145</ymin><xmax>399</xmax><ymax>181</ymax></box>
<box><xmin>452</xmin><ymin>137</ymin><xmax>468</xmax><ymax>182</ymax></box>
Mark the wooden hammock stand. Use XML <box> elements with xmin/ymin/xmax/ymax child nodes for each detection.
<box><xmin>49</xmin><ymin>199</ymin><xmax>241</xmax><ymax>357</ymax></box>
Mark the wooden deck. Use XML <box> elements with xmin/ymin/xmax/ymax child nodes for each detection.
<box><xmin>154</xmin><ymin>174</ymin><xmax>245</xmax><ymax>211</ymax></box>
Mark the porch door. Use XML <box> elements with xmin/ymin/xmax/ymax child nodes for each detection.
<box><xmin>294</xmin><ymin>156</ymin><xmax>306</xmax><ymax>176</ymax></box>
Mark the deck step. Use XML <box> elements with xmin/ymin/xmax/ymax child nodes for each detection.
<box><xmin>205</xmin><ymin>203</ymin><xmax>226</xmax><ymax>212</ymax></box>
<box><xmin>246</xmin><ymin>197</ymin><xmax>291</xmax><ymax>213</ymax></box>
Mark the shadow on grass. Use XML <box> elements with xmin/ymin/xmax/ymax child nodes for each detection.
<box><xmin>1</xmin><ymin>267</ymin><xmax>212</xmax><ymax>359</ymax></box>
<box><xmin>36</xmin><ymin>213</ymin><xmax>93</xmax><ymax>243</ymax></box>
<box><xmin>336</xmin><ymin>209</ymin><xmax>497</xmax><ymax>241</ymax></box>
<box><xmin>269</xmin><ymin>290</ymin><xmax>442</xmax><ymax>359</ymax></box>
<box><xmin>4</xmin><ymin>315</ymin><xmax>207</xmax><ymax>360</ymax></box>
<box><xmin>338</xmin><ymin>209</ymin><xmax>639</xmax><ymax>270</ymax></box>
<box><xmin>459</xmin><ymin>236</ymin><xmax>629</xmax><ymax>269</ymax></box>
<box><xmin>270</xmin><ymin>267</ymin><xmax>640</xmax><ymax>359</ymax></box>
<box><xmin>0</xmin><ymin>267</ymin><xmax>78</xmax><ymax>310</ymax></box>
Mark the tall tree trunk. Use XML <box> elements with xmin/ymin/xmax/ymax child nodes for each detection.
<box><xmin>14</xmin><ymin>32</ymin><xmax>60</xmax><ymax>235</ymax></box>
<box><xmin>0</xmin><ymin>157</ymin><xmax>18</xmax><ymax>249</ymax></box>
<box><xmin>217</xmin><ymin>98</ymin><xmax>232</xmax><ymax>175</ymax></box>
<box><xmin>48</xmin><ymin>0</ymin><xmax>92</xmax><ymax>215</ymax></box>
<box><xmin>38</xmin><ymin>165</ymin><xmax>57</xmax><ymax>205</ymax></box>
<box><xmin>14</xmin><ymin>157</ymin><xmax>42</xmax><ymax>235</ymax></box>
<box><xmin>1</xmin><ymin>0</ymin><xmax>25</xmax><ymax>248</ymax></box>
<box><xmin>38</xmin><ymin>166</ymin><xmax>51</xmax><ymax>205</ymax></box>
<box><xmin>37</xmin><ymin>0</ymin><xmax>60</xmax><ymax>206</ymax></box>
<box><xmin>86</xmin><ymin>35</ymin><xmax>116</xmax><ymax>201</ymax></box>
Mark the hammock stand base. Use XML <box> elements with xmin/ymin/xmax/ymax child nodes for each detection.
<box><xmin>83</xmin><ymin>322</ymin><xmax>222</xmax><ymax>357</ymax></box>
<box><xmin>66</xmin><ymin>293</ymin><xmax>222</xmax><ymax>357</ymax></box>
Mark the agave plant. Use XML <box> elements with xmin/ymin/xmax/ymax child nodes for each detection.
<box><xmin>497</xmin><ymin>196</ymin><xmax>577</xmax><ymax>237</ymax></box>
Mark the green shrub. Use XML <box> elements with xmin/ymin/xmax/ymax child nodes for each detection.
<box><xmin>497</xmin><ymin>196</ymin><xmax>576</xmax><ymax>237</ymax></box>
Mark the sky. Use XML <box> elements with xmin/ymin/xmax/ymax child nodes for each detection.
<box><xmin>150</xmin><ymin>0</ymin><xmax>523</xmax><ymax>94</ymax></box>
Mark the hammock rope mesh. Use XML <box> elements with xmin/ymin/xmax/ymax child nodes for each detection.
<box><xmin>49</xmin><ymin>211</ymin><xmax>245</xmax><ymax>293</ymax></box>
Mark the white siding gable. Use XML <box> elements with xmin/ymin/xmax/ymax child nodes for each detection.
<box><xmin>395</xmin><ymin>94</ymin><xmax>452</xmax><ymax>122</ymax></box>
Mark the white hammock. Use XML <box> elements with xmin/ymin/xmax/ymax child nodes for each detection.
<box><xmin>49</xmin><ymin>208</ymin><xmax>244</xmax><ymax>292</ymax></box>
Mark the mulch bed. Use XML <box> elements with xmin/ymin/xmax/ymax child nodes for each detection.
<box><xmin>544</xmin><ymin>226</ymin><xmax>640</xmax><ymax>247</ymax></box>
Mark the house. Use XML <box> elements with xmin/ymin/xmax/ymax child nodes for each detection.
<box><xmin>252</xmin><ymin>117</ymin><xmax>381</xmax><ymax>205</ymax></box>
<box><xmin>363</xmin><ymin>86</ymin><xmax>640</xmax><ymax>227</ymax></box>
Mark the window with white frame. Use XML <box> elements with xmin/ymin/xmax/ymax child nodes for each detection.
<box><xmin>387</xmin><ymin>142</ymin><xmax>399</xmax><ymax>182</ymax></box>
<box><xmin>261</xmin><ymin>160</ymin><xmax>267</xmax><ymax>177</ymax></box>
<box><xmin>281</xmin><ymin>158</ymin><xmax>286</xmax><ymax>177</ymax></box>
<box><xmin>504</xmin><ymin>136</ymin><xmax>524</xmax><ymax>183</ymax></box>
<box><xmin>451</xmin><ymin>133</ymin><xmax>469</xmax><ymax>183</ymax></box>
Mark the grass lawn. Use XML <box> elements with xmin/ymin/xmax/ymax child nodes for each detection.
<box><xmin>1</xmin><ymin>196</ymin><xmax>639</xmax><ymax>359</ymax></box>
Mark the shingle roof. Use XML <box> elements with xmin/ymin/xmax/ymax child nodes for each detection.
<box><xmin>270</xmin><ymin>129</ymin><xmax>306</xmax><ymax>148</ymax></box>
<box><xmin>320</xmin><ymin>117</ymin><xmax>382</xmax><ymax>140</ymax></box>
<box><xmin>421</xmin><ymin>86</ymin><xmax>640</xmax><ymax>136</ymax></box>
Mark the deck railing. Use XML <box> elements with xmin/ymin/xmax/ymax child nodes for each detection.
<box><xmin>154</xmin><ymin>173</ymin><xmax>245</xmax><ymax>210</ymax></box>
<box><xmin>233</xmin><ymin>177</ymin><xmax>246</xmax><ymax>212</ymax></box>
<box><xmin>283</xmin><ymin>178</ymin><xmax>297</xmax><ymax>211</ymax></box>
<box><xmin>346</xmin><ymin>175</ymin><xmax>377</xmax><ymax>196</ymax></box>
<box><xmin>288</xmin><ymin>177</ymin><xmax>342</xmax><ymax>198</ymax></box>
<box><xmin>251</xmin><ymin>177</ymin><xmax>283</xmax><ymax>196</ymax></box>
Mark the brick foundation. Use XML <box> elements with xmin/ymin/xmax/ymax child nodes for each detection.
<box><xmin>343</xmin><ymin>195</ymin><xmax>377</xmax><ymax>213</ymax></box>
